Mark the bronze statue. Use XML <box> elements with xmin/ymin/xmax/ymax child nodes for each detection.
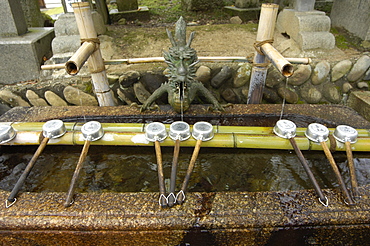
<box><xmin>141</xmin><ymin>17</ymin><xmax>223</xmax><ymax>113</ymax></box>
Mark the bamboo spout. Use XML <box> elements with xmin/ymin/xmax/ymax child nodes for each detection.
<box><xmin>65</xmin><ymin>42</ymin><xmax>96</xmax><ymax>75</ymax></box>
<box><xmin>71</xmin><ymin>2</ymin><xmax>115</xmax><ymax>106</ymax></box>
<box><xmin>261</xmin><ymin>43</ymin><xmax>293</xmax><ymax>77</ymax></box>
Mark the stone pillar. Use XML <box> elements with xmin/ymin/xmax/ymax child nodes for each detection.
<box><xmin>116</xmin><ymin>0</ymin><xmax>138</xmax><ymax>11</ymax></box>
<box><xmin>51</xmin><ymin>12</ymin><xmax>107</xmax><ymax>65</ymax></box>
<box><xmin>276</xmin><ymin>0</ymin><xmax>335</xmax><ymax>50</ymax></box>
<box><xmin>330</xmin><ymin>0</ymin><xmax>370</xmax><ymax>43</ymax></box>
<box><xmin>293</xmin><ymin>0</ymin><xmax>315</xmax><ymax>12</ymax></box>
<box><xmin>235</xmin><ymin>0</ymin><xmax>259</xmax><ymax>9</ymax></box>
<box><xmin>0</xmin><ymin>0</ymin><xmax>28</xmax><ymax>37</ymax></box>
<box><xmin>0</xmin><ymin>0</ymin><xmax>54</xmax><ymax>84</ymax></box>
<box><xmin>20</xmin><ymin>0</ymin><xmax>45</xmax><ymax>27</ymax></box>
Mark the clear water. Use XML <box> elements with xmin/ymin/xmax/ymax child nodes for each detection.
<box><xmin>1</xmin><ymin>145</ymin><xmax>370</xmax><ymax>194</ymax></box>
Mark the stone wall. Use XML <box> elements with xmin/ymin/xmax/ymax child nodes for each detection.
<box><xmin>0</xmin><ymin>54</ymin><xmax>369</xmax><ymax>111</ymax></box>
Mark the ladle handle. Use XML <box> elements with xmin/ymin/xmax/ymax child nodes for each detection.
<box><xmin>155</xmin><ymin>141</ymin><xmax>167</xmax><ymax>207</ymax></box>
<box><xmin>65</xmin><ymin>140</ymin><xmax>91</xmax><ymax>207</ymax></box>
<box><xmin>168</xmin><ymin>139</ymin><xmax>180</xmax><ymax>207</ymax></box>
<box><xmin>320</xmin><ymin>141</ymin><xmax>355</xmax><ymax>205</ymax></box>
<box><xmin>177</xmin><ymin>139</ymin><xmax>202</xmax><ymax>204</ymax></box>
<box><xmin>345</xmin><ymin>141</ymin><xmax>359</xmax><ymax>196</ymax></box>
<box><xmin>7</xmin><ymin>137</ymin><xmax>50</xmax><ymax>203</ymax></box>
<box><xmin>289</xmin><ymin>138</ymin><xmax>327</xmax><ymax>204</ymax></box>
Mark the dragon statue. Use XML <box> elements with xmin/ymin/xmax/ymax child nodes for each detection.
<box><xmin>141</xmin><ymin>17</ymin><xmax>224</xmax><ymax>113</ymax></box>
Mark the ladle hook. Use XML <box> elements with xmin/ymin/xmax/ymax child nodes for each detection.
<box><xmin>6</xmin><ymin>120</ymin><xmax>66</xmax><ymax>208</ymax></box>
<box><xmin>177</xmin><ymin>121</ymin><xmax>213</xmax><ymax>204</ymax></box>
<box><xmin>65</xmin><ymin>121</ymin><xmax>103</xmax><ymax>207</ymax></box>
<box><xmin>168</xmin><ymin>121</ymin><xmax>190</xmax><ymax>207</ymax></box>
<box><xmin>274</xmin><ymin>120</ymin><xmax>328</xmax><ymax>207</ymax></box>
<box><xmin>145</xmin><ymin>122</ymin><xmax>168</xmax><ymax>207</ymax></box>
<box><xmin>334</xmin><ymin>125</ymin><xmax>359</xmax><ymax>199</ymax></box>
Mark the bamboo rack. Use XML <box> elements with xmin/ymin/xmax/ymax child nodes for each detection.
<box><xmin>41</xmin><ymin>57</ymin><xmax>311</xmax><ymax>70</ymax></box>
<box><xmin>2</xmin><ymin>122</ymin><xmax>370</xmax><ymax>152</ymax></box>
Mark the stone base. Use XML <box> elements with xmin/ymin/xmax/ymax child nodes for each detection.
<box><xmin>109</xmin><ymin>6</ymin><xmax>150</xmax><ymax>23</ymax></box>
<box><xmin>223</xmin><ymin>6</ymin><xmax>260</xmax><ymax>22</ymax></box>
<box><xmin>348</xmin><ymin>91</ymin><xmax>370</xmax><ymax>122</ymax></box>
<box><xmin>276</xmin><ymin>9</ymin><xmax>335</xmax><ymax>50</ymax></box>
<box><xmin>0</xmin><ymin>27</ymin><xmax>54</xmax><ymax>84</ymax></box>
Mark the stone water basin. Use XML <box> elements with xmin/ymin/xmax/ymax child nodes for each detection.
<box><xmin>1</xmin><ymin>104</ymin><xmax>370</xmax><ymax>245</ymax></box>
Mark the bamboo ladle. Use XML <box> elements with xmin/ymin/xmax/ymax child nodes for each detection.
<box><xmin>145</xmin><ymin>122</ymin><xmax>168</xmax><ymax>207</ymax></box>
<box><xmin>65</xmin><ymin>121</ymin><xmax>104</xmax><ymax>207</ymax></box>
<box><xmin>305</xmin><ymin>123</ymin><xmax>355</xmax><ymax>206</ymax></box>
<box><xmin>333</xmin><ymin>125</ymin><xmax>359</xmax><ymax>199</ymax></box>
<box><xmin>6</xmin><ymin>120</ymin><xmax>66</xmax><ymax>208</ymax></box>
<box><xmin>274</xmin><ymin>120</ymin><xmax>328</xmax><ymax>206</ymax></box>
<box><xmin>167</xmin><ymin>121</ymin><xmax>191</xmax><ymax>207</ymax></box>
<box><xmin>176</xmin><ymin>121</ymin><xmax>214</xmax><ymax>204</ymax></box>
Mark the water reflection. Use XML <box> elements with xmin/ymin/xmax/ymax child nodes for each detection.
<box><xmin>1</xmin><ymin>145</ymin><xmax>370</xmax><ymax>193</ymax></box>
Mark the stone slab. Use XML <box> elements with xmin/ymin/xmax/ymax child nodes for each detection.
<box><xmin>0</xmin><ymin>187</ymin><xmax>369</xmax><ymax>245</ymax></box>
<box><xmin>297</xmin><ymin>31</ymin><xmax>335</xmax><ymax>50</ymax></box>
<box><xmin>0</xmin><ymin>28</ymin><xmax>55</xmax><ymax>84</ymax></box>
<box><xmin>223</xmin><ymin>6</ymin><xmax>260</xmax><ymax>23</ymax></box>
<box><xmin>109</xmin><ymin>6</ymin><xmax>150</xmax><ymax>22</ymax></box>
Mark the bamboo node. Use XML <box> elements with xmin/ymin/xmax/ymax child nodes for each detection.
<box><xmin>90</xmin><ymin>67</ymin><xmax>106</xmax><ymax>74</ymax></box>
<box><xmin>252</xmin><ymin>61</ymin><xmax>270</xmax><ymax>67</ymax></box>
<box><xmin>80</xmin><ymin>38</ymin><xmax>101</xmax><ymax>52</ymax></box>
<box><xmin>253</xmin><ymin>39</ymin><xmax>274</xmax><ymax>55</ymax></box>
<box><xmin>81</xmin><ymin>38</ymin><xmax>100</xmax><ymax>45</ymax></box>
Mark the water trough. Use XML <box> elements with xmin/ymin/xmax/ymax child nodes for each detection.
<box><xmin>1</xmin><ymin>104</ymin><xmax>370</xmax><ymax>245</ymax></box>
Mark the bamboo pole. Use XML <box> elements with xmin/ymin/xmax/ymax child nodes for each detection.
<box><xmin>168</xmin><ymin>139</ymin><xmax>180</xmax><ymax>207</ymax></box>
<box><xmin>321</xmin><ymin>141</ymin><xmax>355</xmax><ymax>205</ymax></box>
<box><xmin>155</xmin><ymin>140</ymin><xmax>167</xmax><ymax>207</ymax></box>
<box><xmin>71</xmin><ymin>2</ymin><xmax>115</xmax><ymax>106</ymax></box>
<box><xmin>41</xmin><ymin>57</ymin><xmax>310</xmax><ymax>70</ymax></box>
<box><xmin>3</xmin><ymin>123</ymin><xmax>370</xmax><ymax>151</ymax></box>
<box><xmin>176</xmin><ymin>139</ymin><xmax>202</xmax><ymax>204</ymax></box>
<box><xmin>64</xmin><ymin>139</ymin><xmax>91</xmax><ymax>207</ymax></box>
<box><xmin>65</xmin><ymin>42</ymin><xmax>96</xmax><ymax>75</ymax></box>
<box><xmin>6</xmin><ymin>136</ymin><xmax>49</xmax><ymax>207</ymax></box>
<box><xmin>345</xmin><ymin>141</ymin><xmax>359</xmax><ymax>196</ymax></box>
<box><xmin>289</xmin><ymin>137</ymin><xmax>327</xmax><ymax>205</ymax></box>
<box><xmin>260</xmin><ymin>43</ymin><xmax>293</xmax><ymax>77</ymax></box>
<box><xmin>247</xmin><ymin>3</ymin><xmax>279</xmax><ymax>104</ymax></box>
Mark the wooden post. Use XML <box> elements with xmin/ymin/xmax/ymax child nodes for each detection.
<box><xmin>71</xmin><ymin>2</ymin><xmax>115</xmax><ymax>106</ymax></box>
<box><xmin>247</xmin><ymin>3</ymin><xmax>279</xmax><ymax>104</ymax></box>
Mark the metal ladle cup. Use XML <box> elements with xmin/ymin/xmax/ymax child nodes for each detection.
<box><xmin>6</xmin><ymin>120</ymin><xmax>66</xmax><ymax>208</ymax></box>
<box><xmin>65</xmin><ymin>121</ymin><xmax>104</xmax><ymax>207</ymax></box>
<box><xmin>167</xmin><ymin>121</ymin><xmax>190</xmax><ymax>207</ymax></box>
<box><xmin>176</xmin><ymin>121</ymin><xmax>214</xmax><ymax>204</ymax></box>
<box><xmin>274</xmin><ymin>120</ymin><xmax>328</xmax><ymax>206</ymax></box>
<box><xmin>305</xmin><ymin>123</ymin><xmax>355</xmax><ymax>206</ymax></box>
<box><xmin>334</xmin><ymin>125</ymin><xmax>359</xmax><ymax>198</ymax></box>
<box><xmin>145</xmin><ymin>122</ymin><xmax>168</xmax><ymax>207</ymax></box>
<box><xmin>0</xmin><ymin>125</ymin><xmax>16</xmax><ymax>144</ymax></box>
